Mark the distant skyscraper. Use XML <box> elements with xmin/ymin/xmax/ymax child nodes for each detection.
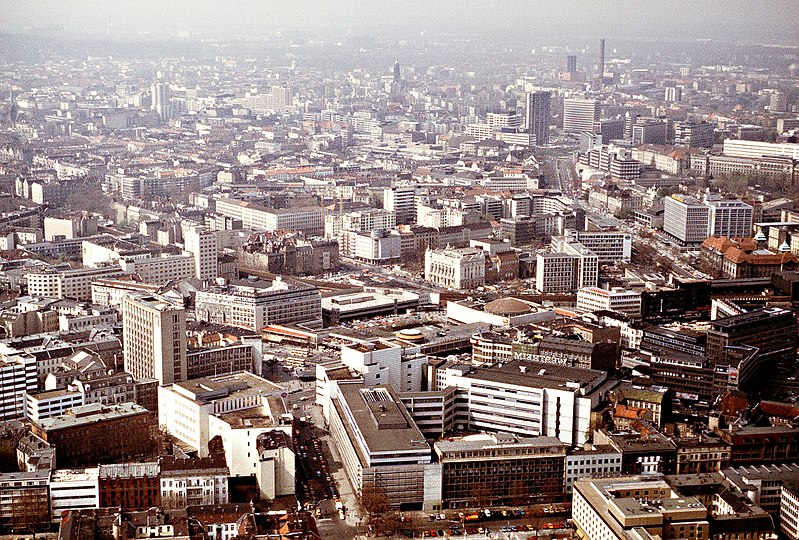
<box><xmin>566</xmin><ymin>55</ymin><xmax>577</xmax><ymax>74</ymax></box>
<box><xmin>664</xmin><ymin>87</ymin><xmax>683</xmax><ymax>103</ymax></box>
<box><xmin>599</xmin><ymin>38</ymin><xmax>606</xmax><ymax>82</ymax></box>
<box><xmin>393</xmin><ymin>59</ymin><xmax>401</xmax><ymax>84</ymax></box>
<box><xmin>150</xmin><ymin>82</ymin><xmax>171</xmax><ymax>121</ymax></box>
<box><xmin>525</xmin><ymin>91</ymin><xmax>551</xmax><ymax>146</ymax></box>
<box><xmin>563</xmin><ymin>98</ymin><xmax>600</xmax><ymax>133</ymax></box>
<box><xmin>8</xmin><ymin>88</ymin><xmax>17</xmax><ymax>123</ymax></box>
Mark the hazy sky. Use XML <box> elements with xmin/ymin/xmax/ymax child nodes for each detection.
<box><xmin>1</xmin><ymin>0</ymin><xmax>797</xmax><ymax>43</ymax></box>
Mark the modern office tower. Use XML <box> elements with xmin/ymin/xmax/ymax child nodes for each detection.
<box><xmin>771</xmin><ymin>91</ymin><xmax>788</xmax><ymax>113</ymax></box>
<box><xmin>705</xmin><ymin>195</ymin><xmax>753</xmax><ymax>238</ymax></box>
<box><xmin>536</xmin><ymin>242</ymin><xmax>598</xmax><ymax>293</ymax></box>
<box><xmin>566</xmin><ymin>55</ymin><xmax>577</xmax><ymax>73</ymax></box>
<box><xmin>664</xmin><ymin>86</ymin><xmax>683</xmax><ymax>103</ymax></box>
<box><xmin>150</xmin><ymin>82</ymin><xmax>171</xmax><ymax>121</ymax></box>
<box><xmin>438</xmin><ymin>359</ymin><xmax>608</xmax><ymax>446</ymax></box>
<box><xmin>0</xmin><ymin>354</ymin><xmax>37</xmax><ymax>419</ymax></box>
<box><xmin>663</xmin><ymin>195</ymin><xmax>710</xmax><ymax>246</ymax></box>
<box><xmin>563</xmin><ymin>98</ymin><xmax>600</xmax><ymax>133</ymax></box>
<box><xmin>383</xmin><ymin>184</ymin><xmax>418</xmax><ymax>224</ymax></box>
<box><xmin>393</xmin><ymin>59</ymin><xmax>401</xmax><ymax>83</ymax></box>
<box><xmin>184</xmin><ymin>225</ymin><xmax>218</xmax><ymax>281</ymax></box>
<box><xmin>599</xmin><ymin>38</ymin><xmax>606</xmax><ymax>80</ymax></box>
<box><xmin>122</xmin><ymin>294</ymin><xmax>187</xmax><ymax>386</ymax></box>
<box><xmin>525</xmin><ymin>91</ymin><xmax>551</xmax><ymax>146</ymax></box>
<box><xmin>673</xmin><ymin>121</ymin><xmax>715</xmax><ymax>148</ymax></box>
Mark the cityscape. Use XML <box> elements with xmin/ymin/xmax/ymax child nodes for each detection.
<box><xmin>1</xmin><ymin>1</ymin><xmax>799</xmax><ymax>539</ymax></box>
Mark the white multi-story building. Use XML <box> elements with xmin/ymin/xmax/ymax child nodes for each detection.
<box><xmin>25</xmin><ymin>389</ymin><xmax>84</xmax><ymax>421</ymax></box>
<box><xmin>184</xmin><ymin>225</ymin><xmax>218</xmax><ymax>281</ymax></box>
<box><xmin>558</xmin><ymin>230</ymin><xmax>632</xmax><ymax>263</ymax></box>
<box><xmin>49</xmin><ymin>468</ymin><xmax>100</xmax><ymax>522</ymax></box>
<box><xmin>194</xmin><ymin>277</ymin><xmax>322</xmax><ymax>331</ymax></box>
<box><xmin>27</xmin><ymin>266</ymin><xmax>124</xmax><ymax>301</ymax></box>
<box><xmin>705</xmin><ymin>195</ymin><xmax>753</xmax><ymax>238</ymax></box>
<box><xmin>122</xmin><ymin>294</ymin><xmax>187</xmax><ymax>386</ymax></box>
<box><xmin>438</xmin><ymin>360</ymin><xmax>607</xmax><ymax>447</ymax></box>
<box><xmin>157</xmin><ymin>371</ymin><xmax>287</xmax><ymax>467</ymax></box>
<box><xmin>339</xmin><ymin>229</ymin><xmax>402</xmax><ymax>264</ymax></box>
<box><xmin>563</xmin><ymin>98</ymin><xmax>600</xmax><ymax>133</ymax></box>
<box><xmin>536</xmin><ymin>241</ymin><xmax>598</xmax><ymax>293</ymax></box>
<box><xmin>326</xmin><ymin>381</ymin><xmax>435</xmax><ymax>509</ymax></box>
<box><xmin>214</xmin><ymin>198</ymin><xmax>324</xmax><ymax>235</ymax></box>
<box><xmin>576</xmin><ymin>287</ymin><xmax>642</xmax><ymax>317</ymax></box>
<box><xmin>663</xmin><ymin>194</ymin><xmax>710</xmax><ymax>245</ymax></box>
<box><xmin>723</xmin><ymin>139</ymin><xmax>799</xmax><ymax>160</ymax></box>
<box><xmin>425</xmin><ymin>247</ymin><xmax>486</xmax><ymax>290</ymax></box>
<box><xmin>325</xmin><ymin>208</ymin><xmax>397</xmax><ymax>239</ymax></box>
<box><xmin>0</xmin><ymin>354</ymin><xmax>37</xmax><ymax>419</ymax></box>
<box><xmin>383</xmin><ymin>185</ymin><xmax>418</xmax><ymax>224</ymax></box>
<box><xmin>158</xmin><ymin>454</ymin><xmax>230</xmax><ymax>510</ymax></box>
<box><xmin>119</xmin><ymin>254</ymin><xmax>196</xmax><ymax>284</ymax></box>
<box><xmin>564</xmin><ymin>447</ymin><xmax>623</xmax><ymax>494</ymax></box>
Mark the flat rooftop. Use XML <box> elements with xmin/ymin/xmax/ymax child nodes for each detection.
<box><xmin>334</xmin><ymin>382</ymin><xmax>430</xmax><ymax>460</ymax></box>
<box><xmin>466</xmin><ymin>359</ymin><xmax>607</xmax><ymax>393</ymax></box>
<box><xmin>172</xmin><ymin>371</ymin><xmax>284</xmax><ymax>404</ymax></box>
<box><xmin>35</xmin><ymin>402</ymin><xmax>149</xmax><ymax>432</ymax></box>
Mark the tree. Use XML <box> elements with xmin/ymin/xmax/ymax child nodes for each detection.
<box><xmin>359</xmin><ymin>485</ymin><xmax>390</xmax><ymax>518</ymax></box>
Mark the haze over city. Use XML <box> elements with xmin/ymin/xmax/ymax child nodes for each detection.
<box><xmin>0</xmin><ymin>2</ymin><xmax>799</xmax><ymax>539</ymax></box>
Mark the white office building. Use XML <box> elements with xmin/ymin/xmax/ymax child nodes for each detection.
<box><xmin>194</xmin><ymin>277</ymin><xmax>322</xmax><ymax>331</ymax></box>
<box><xmin>27</xmin><ymin>266</ymin><xmax>124</xmax><ymax>301</ymax></box>
<box><xmin>723</xmin><ymin>139</ymin><xmax>799</xmax><ymax>160</ymax></box>
<box><xmin>184</xmin><ymin>225</ymin><xmax>218</xmax><ymax>281</ymax></box>
<box><xmin>576</xmin><ymin>287</ymin><xmax>642</xmax><ymax>317</ymax></box>
<box><xmin>384</xmin><ymin>185</ymin><xmax>418</xmax><ymax>224</ymax></box>
<box><xmin>563</xmin><ymin>98</ymin><xmax>600</xmax><ymax>133</ymax></box>
<box><xmin>663</xmin><ymin>195</ymin><xmax>710</xmax><ymax>245</ymax></box>
<box><xmin>49</xmin><ymin>468</ymin><xmax>100</xmax><ymax>521</ymax></box>
<box><xmin>122</xmin><ymin>294</ymin><xmax>187</xmax><ymax>386</ymax></box>
<box><xmin>705</xmin><ymin>195</ymin><xmax>753</xmax><ymax>238</ymax></box>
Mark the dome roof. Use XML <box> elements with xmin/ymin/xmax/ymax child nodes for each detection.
<box><xmin>754</xmin><ymin>230</ymin><xmax>767</xmax><ymax>241</ymax></box>
<box><xmin>779</xmin><ymin>240</ymin><xmax>792</xmax><ymax>252</ymax></box>
<box><xmin>484</xmin><ymin>297</ymin><xmax>533</xmax><ymax>316</ymax></box>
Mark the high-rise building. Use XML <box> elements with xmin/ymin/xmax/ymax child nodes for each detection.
<box><xmin>150</xmin><ymin>82</ymin><xmax>171</xmax><ymax>121</ymax></box>
<box><xmin>184</xmin><ymin>225</ymin><xmax>218</xmax><ymax>281</ymax></box>
<box><xmin>563</xmin><ymin>98</ymin><xmax>600</xmax><ymax>133</ymax></box>
<box><xmin>525</xmin><ymin>91</ymin><xmax>551</xmax><ymax>146</ymax></box>
<box><xmin>566</xmin><ymin>55</ymin><xmax>577</xmax><ymax>74</ymax></box>
<box><xmin>393</xmin><ymin>59</ymin><xmax>401</xmax><ymax>84</ymax></box>
<box><xmin>122</xmin><ymin>294</ymin><xmax>187</xmax><ymax>386</ymax></box>
<box><xmin>705</xmin><ymin>195</ymin><xmax>753</xmax><ymax>238</ymax></box>
<box><xmin>631</xmin><ymin>118</ymin><xmax>668</xmax><ymax>145</ymax></box>
<box><xmin>771</xmin><ymin>91</ymin><xmax>788</xmax><ymax>113</ymax></box>
<box><xmin>663</xmin><ymin>195</ymin><xmax>710</xmax><ymax>246</ymax></box>
<box><xmin>383</xmin><ymin>184</ymin><xmax>418</xmax><ymax>224</ymax></box>
<box><xmin>664</xmin><ymin>86</ymin><xmax>683</xmax><ymax>103</ymax></box>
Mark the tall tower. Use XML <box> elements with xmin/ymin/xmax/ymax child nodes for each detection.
<box><xmin>599</xmin><ymin>39</ymin><xmax>606</xmax><ymax>83</ymax></box>
<box><xmin>393</xmin><ymin>59</ymin><xmax>401</xmax><ymax>84</ymax></box>
<box><xmin>184</xmin><ymin>225</ymin><xmax>218</xmax><ymax>281</ymax></box>
<box><xmin>525</xmin><ymin>92</ymin><xmax>552</xmax><ymax>147</ymax></box>
<box><xmin>150</xmin><ymin>82</ymin><xmax>171</xmax><ymax>121</ymax></box>
<box><xmin>122</xmin><ymin>294</ymin><xmax>187</xmax><ymax>386</ymax></box>
<box><xmin>8</xmin><ymin>88</ymin><xmax>18</xmax><ymax>124</ymax></box>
